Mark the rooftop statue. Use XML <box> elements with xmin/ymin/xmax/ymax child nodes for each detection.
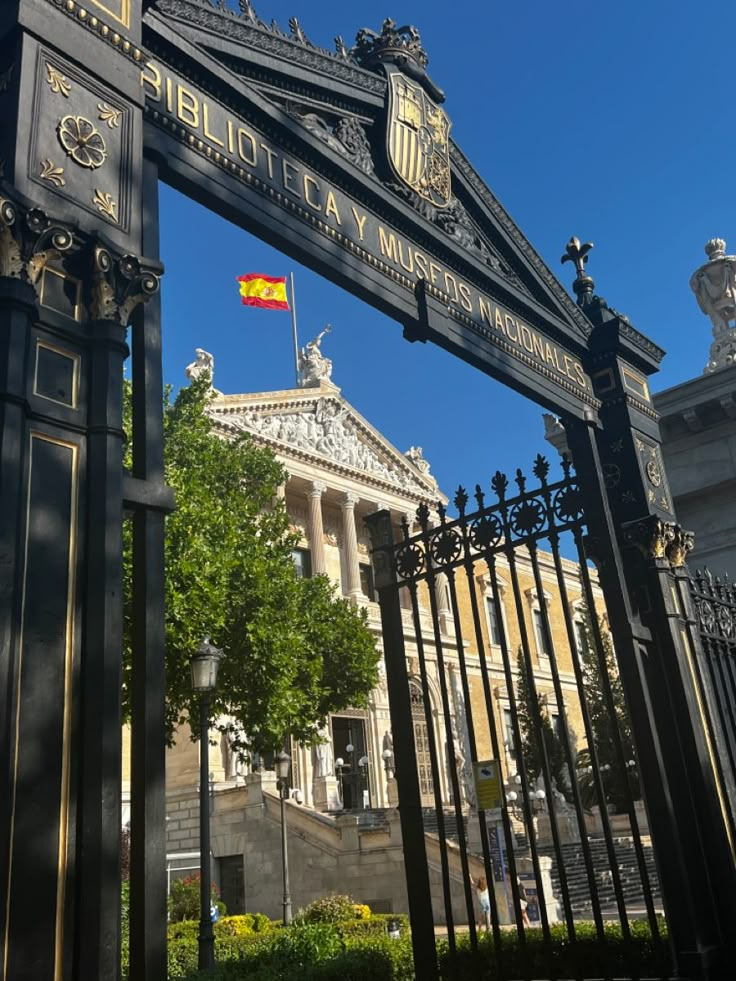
<box><xmin>185</xmin><ymin>347</ymin><xmax>215</xmax><ymax>385</ymax></box>
<box><xmin>690</xmin><ymin>239</ymin><xmax>736</xmax><ymax>373</ymax></box>
<box><xmin>298</xmin><ymin>324</ymin><xmax>333</xmax><ymax>387</ymax></box>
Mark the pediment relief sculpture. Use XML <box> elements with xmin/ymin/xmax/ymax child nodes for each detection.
<box><xmin>215</xmin><ymin>396</ymin><xmax>434</xmax><ymax>493</ymax></box>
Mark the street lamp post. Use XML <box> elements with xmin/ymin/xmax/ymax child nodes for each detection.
<box><xmin>190</xmin><ymin>636</ymin><xmax>223</xmax><ymax>972</ymax></box>
<box><xmin>335</xmin><ymin>757</ymin><xmax>345</xmax><ymax>804</ymax></box>
<box><xmin>359</xmin><ymin>755</ymin><xmax>370</xmax><ymax>808</ymax></box>
<box><xmin>275</xmin><ymin>750</ymin><xmax>293</xmax><ymax>926</ymax></box>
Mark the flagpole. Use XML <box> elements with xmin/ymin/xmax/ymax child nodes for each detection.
<box><xmin>289</xmin><ymin>272</ymin><xmax>299</xmax><ymax>387</ymax></box>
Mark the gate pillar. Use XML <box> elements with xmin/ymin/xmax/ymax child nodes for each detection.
<box><xmin>0</xmin><ymin>4</ymin><xmax>164</xmax><ymax>978</ymax></box>
<box><xmin>563</xmin><ymin>271</ymin><xmax>736</xmax><ymax>979</ymax></box>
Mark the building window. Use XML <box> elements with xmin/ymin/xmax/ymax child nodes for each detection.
<box><xmin>219</xmin><ymin>855</ymin><xmax>245</xmax><ymax>915</ymax></box>
<box><xmin>485</xmin><ymin>596</ymin><xmax>502</xmax><ymax>646</ymax></box>
<box><xmin>503</xmin><ymin>708</ymin><xmax>517</xmax><ymax>764</ymax></box>
<box><xmin>359</xmin><ymin>563</ymin><xmax>376</xmax><ymax>601</ymax></box>
<box><xmin>409</xmin><ymin>678</ymin><xmax>435</xmax><ymax>802</ymax></box>
<box><xmin>291</xmin><ymin>547</ymin><xmax>312</xmax><ymax>578</ymax></box>
<box><xmin>533</xmin><ymin>608</ymin><xmax>551</xmax><ymax>664</ymax></box>
<box><xmin>550</xmin><ymin>712</ymin><xmax>564</xmax><ymax>741</ymax></box>
<box><xmin>574</xmin><ymin>619</ymin><xmax>588</xmax><ymax>655</ymax></box>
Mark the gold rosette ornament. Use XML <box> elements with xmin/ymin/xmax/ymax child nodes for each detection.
<box><xmin>57</xmin><ymin>115</ymin><xmax>107</xmax><ymax>169</ymax></box>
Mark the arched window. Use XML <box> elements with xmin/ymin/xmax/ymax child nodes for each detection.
<box><xmin>409</xmin><ymin>678</ymin><xmax>435</xmax><ymax>804</ymax></box>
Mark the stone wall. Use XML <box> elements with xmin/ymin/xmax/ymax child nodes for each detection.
<box><xmin>165</xmin><ymin>772</ymin><xmax>493</xmax><ymax>924</ymax></box>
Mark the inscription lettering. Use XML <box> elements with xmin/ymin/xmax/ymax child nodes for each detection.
<box><xmin>141</xmin><ymin>60</ymin><xmax>590</xmax><ymax>396</ymax></box>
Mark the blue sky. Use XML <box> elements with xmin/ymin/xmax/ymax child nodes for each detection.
<box><xmin>157</xmin><ymin>1</ymin><xmax>730</xmax><ymax>503</ymax></box>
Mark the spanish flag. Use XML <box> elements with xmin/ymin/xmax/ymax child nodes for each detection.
<box><xmin>237</xmin><ymin>273</ymin><xmax>290</xmax><ymax>310</ymax></box>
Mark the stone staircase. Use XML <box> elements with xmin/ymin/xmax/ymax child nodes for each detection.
<box><xmin>540</xmin><ymin>836</ymin><xmax>662</xmax><ymax>917</ymax></box>
<box><xmin>422</xmin><ymin>808</ymin><xmax>468</xmax><ymax>843</ymax></box>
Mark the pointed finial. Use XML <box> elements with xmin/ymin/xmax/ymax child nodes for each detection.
<box><xmin>491</xmin><ymin>471</ymin><xmax>509</xmax><ymax>501</ymax></box>
<box><xmin>417</xmin><ymin>502</ymin><xmax>431</xmax><ymax>531</ymax></box>
<box><xmin>562</xmin><ymin>236</ymin><xmax>595</xmax><ymax>307</ymax></box>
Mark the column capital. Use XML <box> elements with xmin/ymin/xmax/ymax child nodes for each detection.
<box><xmin>308</xmin><ymin>480</ymin><xmax>327</xmax><ymax>499</ymax></box>
<box><xmin>339</xmin><ymin>491</ymin><xmax>360</xmax><ymax>509</ymax></box>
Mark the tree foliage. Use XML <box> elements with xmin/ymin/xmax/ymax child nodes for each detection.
<box><xmin>515</xmin><ymin>647</ymin><xmax>569</xmax><ymax>795</ymax></box>
<box><xmin>575</xmin><ymin>608</ymin><xmax>639</xmax><ymax>813</ymax></box>
<box><xmin>122</xmin><ymin>376</ymin><xmax>379</xmax><ymax>754</ymax></box>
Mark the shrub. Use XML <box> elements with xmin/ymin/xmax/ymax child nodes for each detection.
<box><xmin>352</xmin><ymin>903</ymin><xmax>372</xmax><ymax>920</ymax></box>
<box><xmin>336</xmin><ymin>914</ymin><xmax>410</xmax><ymax>940</ymax></box>
<box><xmin>267</xmin><ymin>922</ymin><xmax>344</xmax><ymax>965</ymax></box>
<box><xmin>134</xmin><ymin>913</ymin><xmax>670</xmax><ymax>981</ymax></box>
<box><xmin>295</xmin><ymin>894</ymin><xmax>359</xmax><ymax>924</ymax></box>
<box><xmin>169</xmin><ymin>873</ymin><xmax>227</xmax><ymax>922</ymax></box>
<box><xmin>215</xmin><ymin>913</ymin><xmax>274</xmax><ymax>937</ymax></box>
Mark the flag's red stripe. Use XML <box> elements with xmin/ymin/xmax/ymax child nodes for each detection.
<box><xmin>240</xmin><ymin>296</ymin><xmax>289</xmax><ymax>310</ymax></box>
<box><xmin>237</xmin><ymin>274</ymin><xmax>287</xmax><ymax>284</ymax></box>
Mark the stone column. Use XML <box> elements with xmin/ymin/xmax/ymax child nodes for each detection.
<box><xmin>307</xmin><ymin>480</ymin><xmax>327</xmax><ymax>575</ymax></box>
<box><xmin>340</xmin><ymin>491</ymin><xmax>362</xmax><ymax>600</ymax></box>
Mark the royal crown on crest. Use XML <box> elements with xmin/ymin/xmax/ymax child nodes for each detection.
<box><xmin>352</xmin><ymin>18</ymin><xmax>429</xmax><ymax>71</ymax></box>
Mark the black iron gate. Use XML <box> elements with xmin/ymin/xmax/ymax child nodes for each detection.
<box><xmin>368</xmin><ymin>455</ymin><xmax>674</xmax><ymax>981</ymax></box>
<box><xmin>685</xmin><ymin>568</ymin><xmax>736</xmax><ymax>850</ymax></box>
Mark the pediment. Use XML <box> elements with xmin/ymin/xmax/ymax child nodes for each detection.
<box><xmin>208</xmin><ymin>388</ymin><xmax>443</xmax><ymax>500</ymax></box>
<box><xmin>145</xmin><ymin>1</ymin><xmax>591</xmax><ymax>343</ymax></box>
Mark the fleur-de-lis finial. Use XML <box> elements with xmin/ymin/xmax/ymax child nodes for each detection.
<box><xmin>561</xmin><ymin>236</ymin><xmax>594</xmax><ymax>280</ymax></box>
<box><xmin>562</xmin><ymin>237</ymin><xmax>595</xmax><ymax>307</ymax></box>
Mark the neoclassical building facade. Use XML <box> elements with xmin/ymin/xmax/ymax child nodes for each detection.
<box><xmin>156</xmin><ymin>342</ymin><xmax>607</xmax><ymax>917</ymax></box>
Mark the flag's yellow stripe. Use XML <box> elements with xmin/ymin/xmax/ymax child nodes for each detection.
<box><xmin>239</xmin><ymin>277</ymin><xmax>288</xmax><ymax>302</ymax></box>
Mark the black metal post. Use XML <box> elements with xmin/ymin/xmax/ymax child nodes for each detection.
<box><xmin>279</xmin><ymin>780</ymin><xmax>293</xmax><ymax>925</ymax></box>
<box><xmin>366</xmin><ymin>509</ymin><xmax>439</xmax><ymax>981</ymax></box>
<box><xmin>129</xmin><ymin>154</ymin><xmax>169</xmax><ymax>981</ymax></box>
<box><xmin>198</xmin><ymin>694</ymin><xmax>215</xmax><ymax>971</ymax></box>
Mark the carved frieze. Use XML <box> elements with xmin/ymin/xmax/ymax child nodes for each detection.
<box><xmin>213</xmin><ymin>397</ymin><xmax>435</xmax><ymax>495</ymax></box>
<box><xmin>285</xmin><ymin>105</ymin><xmax>375</xmax><ymax>176</ymax></box>
<box><xmin>156</xmin><ymin>0</ymin><xmax>384</xmax><ymax>92</ymax></box>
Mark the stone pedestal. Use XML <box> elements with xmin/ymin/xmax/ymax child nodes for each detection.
<box><xmin>245</xmin><ymin>769</ymin><xmax>278</xmax><ymax>803</ymax></box>
<box><xmin>536</xmin><ymin>808</ymin><xmax>580</xmax><ymax>846</ymax></box>
<box><xmin>585</xmin><ymin>800</ymin><xmax>650</xmax><ymax>838</ymax></box>
<box><xmin>515</xmin><ymin>854</ymin><xmax>561</xmax><ymax>925</ymax></box>
<box><xmin>313</xmin><ymin>775</ymin><xmax>341</xmax><ymax>812</ymax></box>
<box><xmin>386</xmin><ymin>776</ymin><xmax>399</xmax><ymax>807</ymax></box>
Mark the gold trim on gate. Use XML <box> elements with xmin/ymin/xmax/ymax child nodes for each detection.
<box><xmin>34</xmin><ymin>339</ymin><xmax>81</xmax><ymax>406</ymax></box>
<box><xmin>622</xmin><ymin>367</ymin><xmax>651</xmax><ymax>403</ymax></box>
<box><xmin>2</xmin><ymin>432</ymin><xmax>79</xmax><ymax>981</ymax></box>
<box><xmin>38</xmin><ymin>269</ymin><xmax>82</xmax><ymax>324</ymax></box>
<box><xmin>679</xmin><ymin>624</ymin><xmax>736</xmax><ymax>860</ymax></box>
<box><xmin>88</xmin><ymin>0</ymin><xmax>131</xmax><ymax>29</ymax></box>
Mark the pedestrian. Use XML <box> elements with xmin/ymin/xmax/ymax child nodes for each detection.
<box><xmin>475</xmin><ymin>875</ymin><xmax>491</xmax><ymax>933</ymax></box>
<box><xmin>517</xmin><ymin>876</ymin><xmax>531</xmax><ymax>928</ymax></box>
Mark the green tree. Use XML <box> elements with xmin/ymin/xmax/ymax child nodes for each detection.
<box><xmin>514</xmin><ymin>647</ymin><xmax>569</xmax><ymax>796</ymax></box>
<box><xmin>122</xmin><ymin>375</ymin><xmax>379</xmax><ymax>754</ymax></box>
<box><xmin>575</xmin><ymin>608</ymin><xmax>639</xmax><ymax>813</ymax></box>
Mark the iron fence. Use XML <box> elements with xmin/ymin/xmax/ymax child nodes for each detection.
<box><xmin>368</xmin><ymin>455</ymin><xmax>672</xmax><ymax>980</ymax></box>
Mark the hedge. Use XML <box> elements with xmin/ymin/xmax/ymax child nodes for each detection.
<box><xmin>124</xmin><ymin>915</ymin><xmax>670</xmax><ymax>981</ymax></box>
<box><xmin>437</xmin><ymin>919</ymin><xmax>670</xmax><ymax>979</ymax></box>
